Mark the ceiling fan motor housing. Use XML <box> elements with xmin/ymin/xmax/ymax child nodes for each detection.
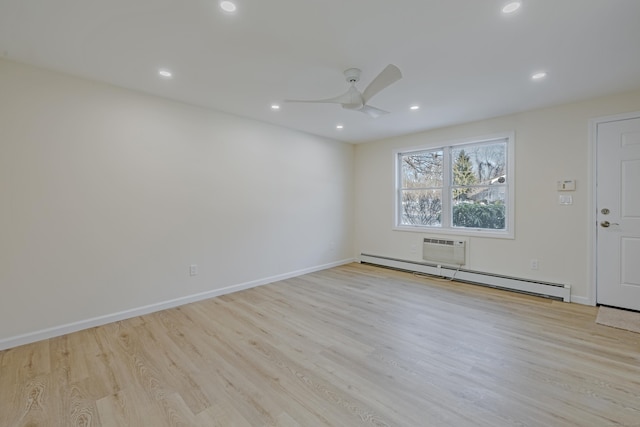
<box><xmin>344</xmin><ymin>68</ymin><xmax>361</xmax><ymax>84</ymax></box>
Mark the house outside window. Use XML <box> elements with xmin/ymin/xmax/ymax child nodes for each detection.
<box><xmin>395</xmin><ymin>133</ymin><xmax>514</xmax><ymax>238</ymax></box>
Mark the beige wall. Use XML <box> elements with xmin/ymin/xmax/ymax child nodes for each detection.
<box><xmin>354</xmin><ymin>89</ymin><xmax>640</xmax><ymax>303</ymax></box>
<box><xmin>3</xmin><ymin>56</ymin><xmax>640</xmax><ymax>348</ymax></box>
<box><xmin>0</xmin><ymin>59</ymin><xmax>355</xmax><ymax>345</ymax></box>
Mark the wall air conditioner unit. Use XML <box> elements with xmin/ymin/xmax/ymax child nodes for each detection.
<box><xmin>423</xmin><ymin>238</ymin><xmax>466</xmax><ymax>265</ymax></box>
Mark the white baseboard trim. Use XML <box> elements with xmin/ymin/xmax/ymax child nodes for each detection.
<box><xmin>569</xmin><ymin>295</ymin><xmax>594</xmax><ymax>306</ymax></box>
<box><xmin>0</xmin><ymin>258</ymin><xmax>355</xmax><ymax>351</ymax></box>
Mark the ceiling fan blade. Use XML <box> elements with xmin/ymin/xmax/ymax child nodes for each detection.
<box><xmin>284</xmin><ymin>97</ymin><xmax>344</xmax><ymax>105</ymax></box>
<box><xmin>361</xmin><ymin>64</ymin><xmax>402</xmax><ymax>104</ymax></box>
<box><xmin>285</xmin><ymin>87</ymin><xmax>361</xmax><ymax>106</ymax></box>
<box><xmin>358</xmin><ymin>105</ymin><xmax>389</xmax><ymax>118</ymax></box>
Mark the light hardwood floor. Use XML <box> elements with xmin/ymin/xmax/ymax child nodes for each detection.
<box><xmin>1</xmin><ymin>263</ymin><xmax>639</xmax><ymax>426</ymax></box>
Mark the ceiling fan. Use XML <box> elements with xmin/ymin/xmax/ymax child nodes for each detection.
<box><xmin>285</xmin><ymin>64</ymin><xmax>402</xmax><ymax>118</ymax></box>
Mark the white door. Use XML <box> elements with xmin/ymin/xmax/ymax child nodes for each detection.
<box><xmin>596</xmin><ymin>115</ymin><xmax>640</xmax><ymax>311</ymax></box>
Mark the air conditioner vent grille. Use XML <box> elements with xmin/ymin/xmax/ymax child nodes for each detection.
<box><xmin>423</xmin><ymin>238</ymin><xmax>466</xmax><ymax>265</ymax></box>
<box><xmin>423</xmin><ymin>238</ymin><xmax>456</xmax><ymax>246</ymax></box>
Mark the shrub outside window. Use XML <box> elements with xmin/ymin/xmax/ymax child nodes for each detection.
<box><xmin>395</xmin><ymin>134</ymin><xmax>514</xmax><ymax>238</ymax></box>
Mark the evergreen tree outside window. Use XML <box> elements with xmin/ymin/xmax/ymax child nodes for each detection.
<box><xmin>395</xmin><ymin>134</ymin><xmax>514</xmax><ymax>238</ymax></box>
<box><xmin>452</xmin><ymin>149</ymin><xmax>477</xmax><ymax>200</ymax></box>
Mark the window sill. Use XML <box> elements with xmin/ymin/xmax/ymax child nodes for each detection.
<box><xmin>393</xmin><ymin>225</ymin><xmax>514</xmax><ymax>239</ymax></box>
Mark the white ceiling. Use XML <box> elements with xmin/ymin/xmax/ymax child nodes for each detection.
<box><xmin>1</xmin><ymin>0</ymin><xmax>640</xmax><ymax>143</ymax></box>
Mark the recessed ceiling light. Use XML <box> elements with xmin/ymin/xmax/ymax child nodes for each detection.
<box><xmin>410</xmin><ymin>105</ymin><xmax>420</xmax><ymax>111</ymax></box>
<box><xmin>336</xmin><ymin>125</ymin><xmax>344</xmax><ymax>130</ymax></box>
<box><xmin>220</xmin><ymin>1</ymin><xmax>237</xmax><ymax>13</ymax></box>
<box><xmin>271</xmin><ymin>104</ymin><xmax>280</xmax><ymax>110</ymax></box>
<box><xmin>531</xmin><ymin>71</ymin><xmax>547</xmax><ymax>80</ymax></box>
<box><xmin>158</xmin><ymin>69</ymin><xmax>172</xmax><ymax>78</ymax></box>
<box><xmin>502</xmin><ymin>1</ymin><xmax>522</xmax><ymax>14</ymax></box>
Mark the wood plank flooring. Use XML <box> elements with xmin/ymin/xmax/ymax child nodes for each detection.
<box><xmin>1</xmin><ymin>263</ymin><xmax>639</xmax><ymax>426</ymax></box>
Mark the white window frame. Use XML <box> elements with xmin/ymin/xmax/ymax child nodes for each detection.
<box><xmin>393</xmin><ymin>132</ymin><xmax>515</xmax><ymax>239</ymax></box>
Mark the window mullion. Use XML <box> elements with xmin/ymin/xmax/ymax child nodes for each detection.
<box><xmin>441</xmin><ymin>147</ymin><xmax>451</xmax><ymax>228</ymax></box>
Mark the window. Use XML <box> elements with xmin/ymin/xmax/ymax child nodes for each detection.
<box><xmin>395</xmin><ymin>133</ymin><xmax>514</xmax><ymax>238</ymax></box>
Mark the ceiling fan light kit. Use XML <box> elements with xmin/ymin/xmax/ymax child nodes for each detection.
<box><xmin>285</xmin><ymin>64</ymin><xmax>403</xmax><ymax>118</ymax></box>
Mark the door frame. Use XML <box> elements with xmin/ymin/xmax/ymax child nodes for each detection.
<box><xmin>589</xmin><ymin>110</ymin><xmax>640</xmax><ymax>307</ymax></box>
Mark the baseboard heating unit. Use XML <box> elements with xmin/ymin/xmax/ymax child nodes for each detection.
<box><xmin>360</xmin><ymin>253</ymin><xmax>571</xmax><ymax>302</ymax></box>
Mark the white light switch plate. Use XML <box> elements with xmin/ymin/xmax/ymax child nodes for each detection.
<box><xmin>559</xmin><ymin>194</ymin><xmax>573</xmax><ymax>205</ymax></box>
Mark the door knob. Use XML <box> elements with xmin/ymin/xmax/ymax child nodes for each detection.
<box><xmin>600</xmin><ymin>221</ymin><xmax>619</xmax><ymax>228</ymax></box>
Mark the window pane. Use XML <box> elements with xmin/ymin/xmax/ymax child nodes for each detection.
<box><xmin>452</xmin><ymin>186</ymin><xmax>506</xmax><ymax>229</ymax></box>
<box><xmin>395</xmin><ymin>134</ymin><xmax>512</xmax><ymax>236</ymax></box>
<box><xmin>451</xmin><ymin>142</ymin><xmax>505</xmax><ymax>185</ymax></box>
<box><xmin>400</xmin><ymin>189</ymin><xmax>442</xmax><ymax>226</ymax></box>
<box><xmin>401</xmin><ymin>151</ymin><xmax>443</xmax><ymax>188</ymax></box>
